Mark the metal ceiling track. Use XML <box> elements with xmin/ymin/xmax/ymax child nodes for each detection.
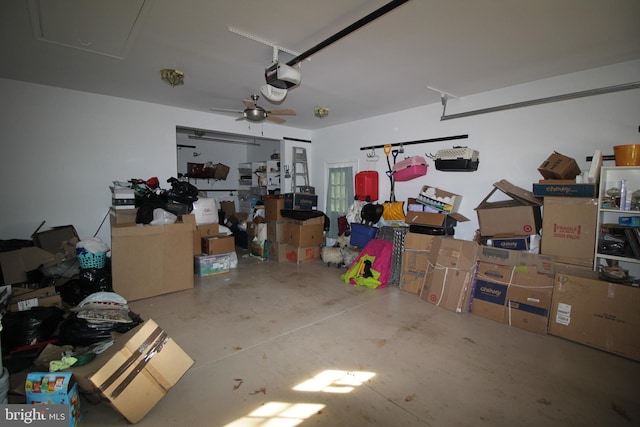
<box><xmin>441</xmin><ymin>81</ymin><xmax>640</xmax><ymax>121</ymax></box>
<box><xmin>286</xmin><ymin>0</ymin><xmax>410</xmax><ymax>67</ymax></box>
<box><xmin>360</xmin><ymin>134</ymin><xmax>468</xmax><ymax>151</ymax></box>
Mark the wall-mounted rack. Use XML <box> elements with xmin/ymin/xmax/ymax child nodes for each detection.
<box><xmin>360</xmin><ymin>134</ymin><xmax>468</xmax><ymax>151</ymax></box>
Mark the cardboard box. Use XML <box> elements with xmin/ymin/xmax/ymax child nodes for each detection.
<box><xmin>25</xmin><ymin>371</ymin><xmax>80</xmax><ymax>426</ymax></box>
<box><xmin>540</xmin><ymin>197</ymin><xmax>598</xmax><ymax>267</ymax></box>
<box><xmin>267</xmin><ymin>220</ymin><xmax>286</xmax><ymax>243</ymax></box>
<box><xmin>110</xmin><ymin>207</ymin><xmax>138</xmax><ymax>225</ymax></box>
<box><xmin>416</xmin><ymin>186</ymin><xmax>462</xmax><ymax>213</ymax></box>
<box><xmin>111</xmin><ymin>221</ymin><xmax>194</xmax><ymax>301</ymax></box>
<box><xmin>284</xmin><ymin>193</ymin><xmax>318</xmax><ymax>210</ymax></box>
<box><xmin>472</xmin><ymin>246</ymin><xmax>555</xmax><ymax>334</ymax></box>
<box><xmin>9</xmin><ymin>285</ymin><xmax>62</xmax><ymax>311</ymax></box>
<box><xmin>399</xmin><ymin>232</ymin><xmax>435</xmax><ymax>294</ymax></box>
<box><xmin>32</xmin><ymin>225</ymin><xmax>79</xmax><ymax>266</ymax></box>
<box><xmin>0</xmin><ymin>246</ymin><xmax>55</xmax><ymax>285</ymax></box>
<box><xmin>201</xmin><ymin>234</ymin><xmax>235</xmax><ymax>255</ymax></box>
<box><xmin>264</xmin><ymin>197</ymin><xmax>285</xmax><ymax>221</ymax></box>
<box><xmin>549</xmin><ymin>273</ymin><xmax>640</xmax><ymax>362</ymax></box>
<box><xmin>488</xmin><ymin>236</ymin><xmax>530</xmax><ymax>251</ymax></box>
<box><xmin>538</xmin><ymin>152</ymin><xmax>581</xmax><ymax>180</ymax></box>
<box><xmin>267</xmin><ymin>240</ymin><xmax>288</xmax><ymax>262</ymax></box>
<box><xmin>532</xmin><ymin>180</ymin><xmax>598</xmax><ymax>198</ymax></box>
<box><xmin>284</xmin><ymin>219</ymin><xmax>324</xmax><ymax>247</ymax></box>
<box><xmin>475</xmin><ymin>180</ymin><xmax>543</xmax><ymax>237</ymax></box>
<box><xmin>285</xmin><ymin>245</ymin><xmax>320</xmax><ymax>263</ymax></box>
<box><xmin>194</xmin><ymin>253</ymin><xmax>232</xmax><ymax>276</ymax></box>
<box><xmin>421</xmin><ymin>237</ymin><xmax>478</xmax><ymax>313</ymax></box>
<box><xmin>69</xmin><ymin>319</ymin><xmax>194</xmax><ymax>423</ymax></box>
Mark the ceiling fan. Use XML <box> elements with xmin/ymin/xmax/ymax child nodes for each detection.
<box><xmin>210</xmin><ymin>94</ymin><xmax>296</xmax><ymax>124</ymax></box>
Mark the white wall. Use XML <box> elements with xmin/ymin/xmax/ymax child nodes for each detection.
<box><xmin>0</xmin><ymin>79</ymin><xmax>310</xmax><ymax>247</ymax></box>
<box><xmin>1</xmin><ymin>60</ymin><xmax>638</xmax><ymax>249</ymax></box>
<box><xmin>312</xmin><ymin>60</ymin><xmax>640</xmax><ymax>240</ymax></box>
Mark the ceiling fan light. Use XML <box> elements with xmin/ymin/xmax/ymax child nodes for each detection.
<box><xmin>244</xmin><ymin>108</ymin><xmax>266</xmax><ymax>122</ymax></box>
<box><xmin>260</xmin><ymin>84</ymin><xmax>287</xmax><ymax>103</ymax></box>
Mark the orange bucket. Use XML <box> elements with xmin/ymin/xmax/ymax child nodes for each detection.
<box><xmin>613</xmin><ymin>144</ymin><xmax>640</xmax><ymax>166</ymax></box>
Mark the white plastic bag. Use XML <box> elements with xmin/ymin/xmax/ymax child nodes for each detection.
<box><xmin>192</xmin><ymin>197</ymin><xmax>219</xmax><ymax>225</ymax></box>
<box><xmin>150</xmin><ymin>208</ymin><xmax>177</xmax><ymax>225</ymax></box>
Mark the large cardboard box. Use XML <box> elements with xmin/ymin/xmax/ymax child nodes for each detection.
<box><xmin>0</xmin><ymin>246</ymin><xmax>55</xmax><ymax>285</ymax></box>
<box><xmin>475</xmin><ymin>180</ymin><xmax>543</xmax><ymax>237</ymax></box>
<box><xmin>399</xmin><ymin>232</ymin><xmax>435</xmax><ymax>294</ymax></box>
<box><xmin>69</xmin><ymin>319</ymin><xmax>194</xmax><ymax>423</ymax></box>
<box><xmin>540</xmin><ymin>197</ymin><xmax>598</xmax><ymax>267</ymax></box>
<box><xmin>421</xmin><ymin>237</ymin><xmax>478</xmax><ymax>313</ymax></box>
<box><xmin>285</xmin><ymin>245</ymin><xmax>320</xmax><ymax>263</ymax></box>
<box><xmin>538</xmin><ymin>152</ymin><xmax>581</xmax><ymax>180</ymax></box>
<box><xmin>549</xmin><ymin>273</ymin><xmax>640</xmax><ymax>362</ymax></box>
<box><xmin>472</xmin><ymin>246</ymin><xmax>555</xmax><ymax>334</ymax></box>
<box><xmin>111</xmin><ymin>221</ymin><xmax>194</xmax><ymax>301</ymax></box>
<box><xmin>267</xmin><ymin>240</ymin><xmax>288</xmax><ymax>262</ymax></box>
<box><xmin>264</xmin><ymin>197</ymin><xmax>285</xmax><ymax>221</ymax></box>
<box><xmin>284</xmin><ymin>218</ymin><xmax>324</xmax><ymax>247</ymax></box>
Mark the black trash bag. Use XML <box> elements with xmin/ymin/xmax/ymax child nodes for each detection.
<box><xmin>135</xmin><ymin>190</ymin><xmax>167</xmax><ymax>224</ymax></box>
<box><xmin>166</xmin><ymin>177</ymin><xmax>199</xmax><ymax>204</ymax></box>
<box><xmin>79</xmin><ymin>266</ymin><xmax>112</xmax><ymax>294</ymax></box>
<box><xmin>58</xmin><ymin>311</ymin><xmax>144</xmax><ymax>347</ymax></box>
<box><xmin>1</xmin><ymin>306</ymin><xmax>65</xmax><ymax>353</ymax></box>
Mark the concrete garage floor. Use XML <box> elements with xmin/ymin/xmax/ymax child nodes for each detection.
<box><xmin>80</xmin><ymin>251</ymin><xmax>640</xmax><ymax>426</ymax></box>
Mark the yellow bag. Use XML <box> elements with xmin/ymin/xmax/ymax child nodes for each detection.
<box><xmin>382</xmin><ymin>201</ymin><xmax>405</xmax><ymax>221</ymax></box>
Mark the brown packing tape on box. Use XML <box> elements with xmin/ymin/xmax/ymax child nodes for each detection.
<box><xmin>72</xmin><ymin>319</ymin><xmax>195</xmax><ymax>424</ymax></box>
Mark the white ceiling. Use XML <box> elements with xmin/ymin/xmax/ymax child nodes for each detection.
<box><xmin>2</xmin><ymin>0</ymin><xmax>639</xmax><ymax>131</ymax></box>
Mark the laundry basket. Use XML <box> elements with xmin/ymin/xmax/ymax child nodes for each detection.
<box><xmin>76</xmin><ymin>247</ymin><xmax>106</xmax><ymax>269</ymax></box>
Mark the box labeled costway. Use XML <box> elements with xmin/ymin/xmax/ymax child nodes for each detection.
<box><xmin>533</xmin><ymin>180</ymin><xmax>598</xmax><ymax>198</ymax></box>
<box><xmin>284</xmin><ymin>193</ymin><xmax>318</xmax><ymax>210</ymax></box>
<box><xmin>421</xmin><ymin>237</ymin><xmax>478</xmax><ymax>313</ymax></box>
<box><xmin>475</xmin><ymin>180</ymin><xmax>542</xmax><ymax>237</ymax></box>
<box><xmin>472</xmin><ymin>246</ymin><xmax>555</xmax><ymax>334</ymax></box>
<box><xmin>111</xmin><ymin>221</ymin><xmax>194</xmax><ymax>301</ymax></box>
<box><xmin>538</xmin><ymin>152</ymin><xmax>581</xmax><ymax>180</ymax></box>
<box><xmin>540</xmin><ymin>197</ymin><xmax>597</xmax><ymax>267</ymax></box>
<box><xmin>69</xmin><ymin>319</ymin><xmax>194</xmax><ymax>423</ymax></box>
<box><xmin>26</xmin><ymin>371</ymin><xmax>80</xmax><ymax>427</ymax></box>
<box><xmin>549</xmin><ymin>273</ymin><xmax>640</xmax><ymax>362</ymax></box>
<box><xmin>399</xmin><ymin>232</ymin><xmax>435</xmax><ymax>294</ymax></box>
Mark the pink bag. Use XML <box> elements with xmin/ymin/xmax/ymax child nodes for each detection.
<box><xmin>392</xmin><ymin>156</ymin><xmax>428</xmax><ymax>182</ymax></box>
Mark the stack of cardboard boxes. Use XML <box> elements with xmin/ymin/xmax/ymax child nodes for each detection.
<box><xmin>396</xmin><ymin>152</ymin><xmax>640</xmax><ymax>362</ymax></box>
<box><xmin>264</xmin><ymin>195</ymin><xmax>325</xmax><ymax>263</ymax></box>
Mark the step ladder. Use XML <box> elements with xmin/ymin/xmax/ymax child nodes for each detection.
<box><xmin>292</xmin><ymin>146</ymin><xmax>310</xmax><ymax>193</ymax></box>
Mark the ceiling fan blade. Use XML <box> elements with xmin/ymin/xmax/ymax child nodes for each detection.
<box><xmin>210</xmin><ymin>108</ymin><xmax>243</xmax><ymax>114</ymax></box>
<box><xmin>242</xmin><ymin>99</ymin><xmax>257</xmax><ymax>109</ymax></box>
<box><xmin>266</xmin><ymin>115</ymin><xmax>286</xmax><ymax>124</ymax></box>
<box><xmin>268</xmin><ymin>109</ymin><xmax>296</xmax><ymax>116</ymax></box>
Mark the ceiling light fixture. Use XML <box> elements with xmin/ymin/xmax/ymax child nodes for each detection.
<box><xmin>314</xmin><ymin>107</ymin><xmax>329</xmax><ymax>118</ymax></box>
<box><xmin>160</xmin><ymin>68</ymin><xmax>184</xmax><ymax>87</ymax></box>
